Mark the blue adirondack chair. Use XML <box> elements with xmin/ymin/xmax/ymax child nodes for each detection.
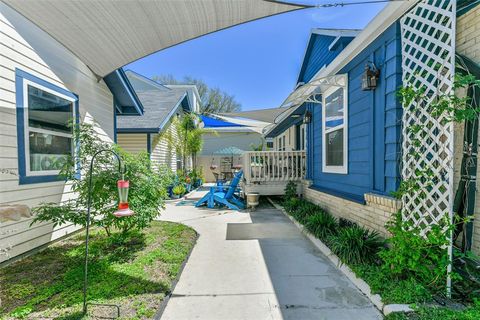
<box><xmin>195</xmin><ymin>170</ymin><xmax>245</xmax><ymax>210</ymax></box>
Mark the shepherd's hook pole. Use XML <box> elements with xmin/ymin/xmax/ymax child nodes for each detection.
<box><xmin>83</xmin><ymin>149</ymin><xmax>124</xmax><ymax>316</ymax></box>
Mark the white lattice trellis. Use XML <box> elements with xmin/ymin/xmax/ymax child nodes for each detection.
<box><xmin>400</xmin><ymin>0</ymin><xmax>456</xmax><ymax>233</ymax></box>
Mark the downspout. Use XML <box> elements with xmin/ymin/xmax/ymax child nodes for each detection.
<box><xmin>453</xmin><ymin>54</ymin><xmax>480</xmax><ymax>252</ymax></box>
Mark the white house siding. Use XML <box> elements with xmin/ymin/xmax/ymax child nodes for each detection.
<box><xmin>0</xmin><ymin>3</ymin><xmax>115</xmax><ymax>263</ymax></box>
<box><xmin>454</xmin><ymin>6</ymin><xmax>480</xmax><ymax>255</ymax></box>
<box><xmin>117</xmin><ymin>133</ymin><xmax>148</xmax><ymax>155</ymax></box>
<box><xmin>150</xmin><ymin>121</ymin><xmax>179</xmax><ymax>172</ymax></box>
<box><xmin>272</xmin><ymin>125</ymin><xmax>306</xmax><ymax>151</ymax></box>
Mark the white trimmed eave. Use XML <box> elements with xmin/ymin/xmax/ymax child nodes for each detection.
<box><xmin>262</xmin><ymin>72</ymin><xmax>347</xmax><ymax>137</ymax></box>
<box><xmin>280</xmin><ymin>0</ymin><xmax>419</xmax><ymax>109</ymax></box>
<box><xmin>2</xmin><ymin>0</ymin><xmax>310</xmax><ymax>78</ymax></box>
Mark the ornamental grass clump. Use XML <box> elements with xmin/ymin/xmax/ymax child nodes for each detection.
<box><xmin>291</xmin><ymin>201</ymin><xmax>320</xmax><ymax>224</ymax></box>
<box><xmin>328</xmin><ymin>224</ymin><xmax>384</xmax><ymax>265</ymax></box>
<box><xmin>305</xmin><ymin>211</ymin><xmax>338</xmax><ymax>243</ymax></box>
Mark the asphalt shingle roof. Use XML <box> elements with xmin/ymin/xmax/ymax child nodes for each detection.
<box><xmin>117</xmin><ymin>75</ymin><xmax>188</xmax><ymax>131</ymax></box>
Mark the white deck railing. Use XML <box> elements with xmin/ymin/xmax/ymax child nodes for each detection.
<box><xmin>243</xmin><ymin>151</ymin><xmax>306</xmax><ymax>183</ymax></box>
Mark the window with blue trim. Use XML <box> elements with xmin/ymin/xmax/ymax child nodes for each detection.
<box><xmin>16</xmin><ymin>69</ymin><xmax>79</xmax><ymax>184</ymax></box>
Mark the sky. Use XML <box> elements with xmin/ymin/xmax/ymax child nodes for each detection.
<box><xmin>127</xmin><ymin>1</ymin><xmax>387</xmax><ymax>111</ymax></box>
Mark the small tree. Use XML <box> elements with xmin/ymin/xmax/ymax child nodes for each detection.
<box><xmin>167</xmin><ymin>113</ymin><xmax>213</xmax><ymax>169</ymax></box>
<box><xmin>32</xmin><ymin>123</ymin><xmax>167</xmax><ymax>236</ymax></box>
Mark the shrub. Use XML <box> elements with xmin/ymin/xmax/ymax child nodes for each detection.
<box><xmin>328</xmin><ymin>224</ymin><xmax>384</xmax><ymax>265</ymax></box>
<box><xmin>284</xmin><ymin>181</ymin><xmax>297</xmax><ymax>202</ymax></box>
<box><xmin>379</xmin><ymin>211</ymin><xmax>452</xmax><ymax>291</ymax></box>
<box><xmin>284</xmin><ymin>197</ymin><xmax>301</xmax><ymax>213</ymax></box>
<box><xmin>157</xmin><ymin>164</ymin><xmax>176</xmax><ymax>186</ymax></box>
<box><xmin>353</xmin><ymin>264</ymin><xmax>432</xmax><ymax>304</ymax></box>
<box><xmin>32</xmin><ymin>123</ymin><xmax>167</xmax><ymax>236</ymax></box>
<box><xmin>305</xmin><ymin>211</ymin><xmax>338</xmax><ymax>242</ymax></box>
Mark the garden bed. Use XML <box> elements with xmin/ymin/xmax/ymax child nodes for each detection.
<box><xmin>270</xmin><ymin>189</ymin><xmax>480</xmax><ymax>320</ymax></box>
<box><xmin>0</xmin><ymin>221</ymin><xmax>197</xmax><ymax>319</ymax></box>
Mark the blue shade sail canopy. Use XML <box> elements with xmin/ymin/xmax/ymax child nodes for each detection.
<box><xmin>201</xmin><ymin>115</ymin><xmax>245</xmax><ymax>128</ymax></box>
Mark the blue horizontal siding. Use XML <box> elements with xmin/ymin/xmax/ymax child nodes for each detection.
<box><xmin>309</xmin><ymin>22</ymin><xmax>403</xmax><ymax>200</ymax></box>
<box><xmin>298</xmin><ymin>34</ymin><xmax>355</xmax><ymax>83</ymax></box>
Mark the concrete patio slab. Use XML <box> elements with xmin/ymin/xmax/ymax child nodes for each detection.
<box><xmin>157</xmin><ymin>202</ymin><xmax>382</xmax><ymax>320</ymax></box>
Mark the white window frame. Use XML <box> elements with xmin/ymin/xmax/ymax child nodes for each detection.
<box><xmin>322</xmin><ymin>83</ymin><xmax>348</xmax><ymax>174</ymax></box>
<box><xmin>23</xmin><ymin>79</ymin><xmax>76</xmax><ymax>177</ymax></box>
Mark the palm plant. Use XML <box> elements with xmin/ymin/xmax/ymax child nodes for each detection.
<box><xmin>167</xmin><ymin>113</ymin><xmax>215</xmax><ymax>169</ymax></box>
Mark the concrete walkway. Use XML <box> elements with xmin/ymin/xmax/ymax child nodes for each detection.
<box><xmin>157</xmin><ymin>201</ymin><xmax>382</xmax><ymax>320</ymax></box>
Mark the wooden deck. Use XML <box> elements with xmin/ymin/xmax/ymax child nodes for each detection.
<box><xmin>242</xmin><ymin>151</ymin><xmax>306</xmax><ymax>195</ymax></box>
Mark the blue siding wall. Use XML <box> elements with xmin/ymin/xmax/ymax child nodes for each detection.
<box><xmin>307</xmin><ymin>22</ymin><xmax>402</xmax><ymax>203</ymax></box>
<box><xmin>298</xmin><ymin>34</ymin><xmax>355</xmax><ymax>84</ymax></box>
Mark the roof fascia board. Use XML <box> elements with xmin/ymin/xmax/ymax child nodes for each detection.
<box><xmin>157</xmin><ymin>92</ymin><xmax>188</xmax><ymax>132</ymax></box>
<box><xmin>117</xmin><ymin>128</ymin><xmax>159</xmax><ymax>133</ymax></box>
<box><xmin>296</xmin><ymin>32</ymin><xmax>317</xmax><ymax>84</ymax></box>
<box><xmin>116</xmin><ymin>69</ymin><xmax>144</xmax><ymax>115</ymax></box>
<box><xmin>124</xmin><ymin>69</ymin><xmax>170</xmax><ymax>91</ymax></box>
<box><xmin>311</xmin><ymin>28</ymin><xmax>361</xmax><ymax>37</ymax></box>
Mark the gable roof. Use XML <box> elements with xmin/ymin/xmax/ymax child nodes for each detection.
<box><xmin>220</xmin><ymin>107</ymin><xmax>289</xmax><ymax>123</ymax></box>
<box><xmin>116</xmin><ymin>73</ymin><xmax>191</xmax><ymax>133</ymax></box>
<box><xmin>297</xmin><ymin>28</ymin><xmax>360</xmax><ymax>84</ymax></box>
<box><xmin>103</xmin><ymin>69</ymin><xmax>144</xmax><ymax>115</ymax></box>
<box><xmin>123</xmin><ymin>70</ymin><xmax>201</xmax><ymax>114</ymax></box>
<box><xmin>281</xmin><ymin>1</ymin><xmax>416</xmax><ymax>109</ymax></box>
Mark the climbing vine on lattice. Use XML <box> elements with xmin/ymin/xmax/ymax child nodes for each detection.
<box><xmin>399</xmin><ymin>0</ymin><xmax>456</xmax><ymax>234</ymax></box>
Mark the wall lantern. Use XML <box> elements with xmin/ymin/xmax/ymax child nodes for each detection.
<box><xmin>362</xmin><ymin>62</ymin><xmax>380</xmax><ymax>90</ymax></box>
<box><xmin>303</xmin><ymin>111</ymin><xmax>312</xmax><ymax>124</ymax></box>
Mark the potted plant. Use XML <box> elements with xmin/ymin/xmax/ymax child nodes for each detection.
<box><xmin>167</xmin><ymin>185</ymin><xmax>174</xmax><ymax>198</ymax></box>
<box><xmin>185</xmin><ymin>176</ymin><xmax>192</xmax><ymax>192</ymax></box>
<box><xmin>172</xmin><ymin>184</ymin><xmax>186</xmax><ymax>199</ymax></box>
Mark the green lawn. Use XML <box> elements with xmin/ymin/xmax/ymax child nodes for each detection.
<box><xmin>0</xmin><ymin>221</ymin><xmax>196</xmax><ymax>320</ymax></box>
